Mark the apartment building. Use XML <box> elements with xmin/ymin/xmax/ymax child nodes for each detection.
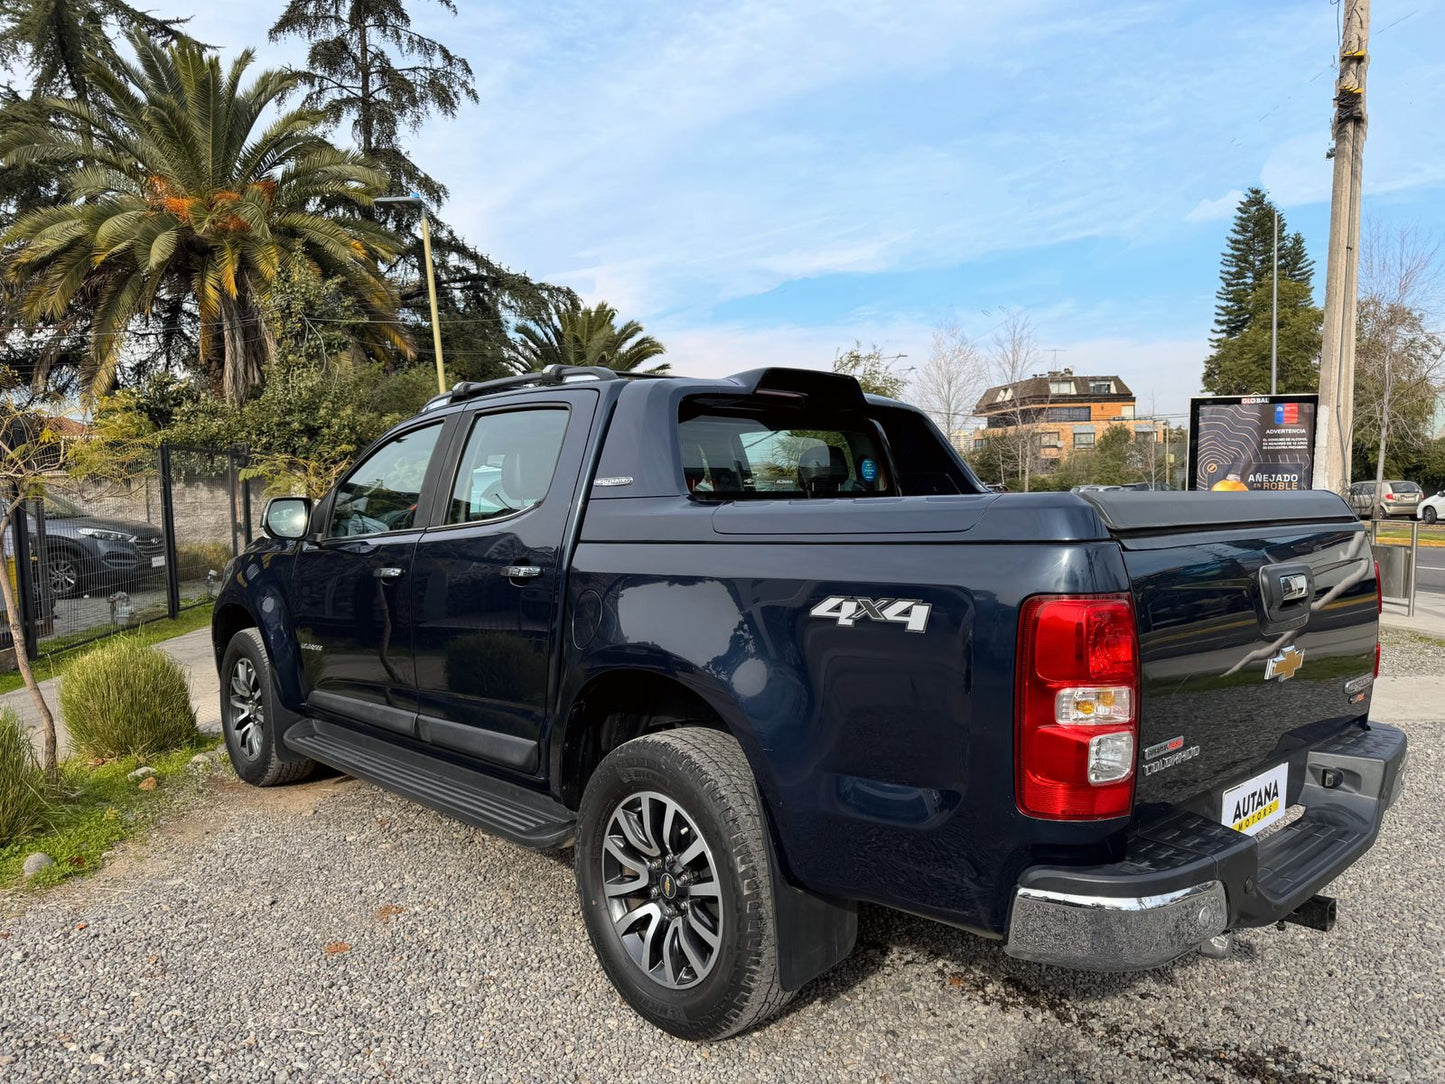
<box><xmin>966</xmin><ymin>369</ymin><xmax>1166</xmax><ymax>464</ymax></box>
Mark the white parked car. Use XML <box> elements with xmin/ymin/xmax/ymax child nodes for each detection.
<box><xmin>1417</xmin><ymin>489</ymin><xmax>1445</xmax><ymax>525</ymax></box>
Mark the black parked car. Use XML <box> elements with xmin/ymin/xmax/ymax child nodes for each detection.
<box><xmin>35</xmin><ymin>494</ymin><xmax>167</xmax><ymax>598</ymax></box>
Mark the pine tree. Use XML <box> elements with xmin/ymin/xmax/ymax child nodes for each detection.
<box><xmin>0</xmin><ymin>0</ymin><xmax>193</xmax><ymax>107</ymax></box>
<box><xmin>269</xmin><ymin>0</ymin><xmax>477</xmax><ymax>205</ymax></box>
<box><xmin>1210</xmin><ymin>187</ymin><xmax>1313</xmax><ymax>344</ymax></box>
<box><xmin>270</xmin><ymin>0</ymin><xmax>574</xmax><ymax>381</ymax></box>
<box><xmin>1202</xmin><ymin>279</ymin><xmax>1322</xmax><ymax>395</ymax></box>
<box><xmin>1202</xmin><ymin>188</ymin><xmax>1322</xmax><ymax>394</ymax></box>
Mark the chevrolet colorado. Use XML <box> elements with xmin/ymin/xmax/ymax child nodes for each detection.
<box><xmin>213</xmin><ymin>364</ymin><xmax>1407</xmax><ymax>1039</ymax></box>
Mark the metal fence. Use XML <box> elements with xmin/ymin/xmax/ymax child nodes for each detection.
<box><xmin>2</xmin><ymin>443</ymin><xmax>260</xmax><ymax>660</ymax></box>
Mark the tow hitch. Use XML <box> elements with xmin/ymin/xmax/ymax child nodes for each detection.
<box><xmin>1281</xmin><ymin>894</ymin><xmax>1337</xmax><ymax>933</ymax></box>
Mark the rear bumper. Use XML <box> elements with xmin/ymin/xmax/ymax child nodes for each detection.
<box><xmin>1005</xmin><ymin>722</ymin><xmax>1408</xmax><ymax>970</ymax></box>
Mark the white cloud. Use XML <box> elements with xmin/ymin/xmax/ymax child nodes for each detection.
<box><xmin>172</xmin><ymin>0</ymin><xmax>1445</xmax><ymax>382</ymax></box>
<box><xmin>1185</xmin><ymin>190</ymin><xmax>1245</xmax><ymax>223</ymax></box>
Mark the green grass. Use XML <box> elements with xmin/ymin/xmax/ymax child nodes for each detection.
<box><xmin>0</xmin><ymin>603</ymin><xmax>214</xmax><ymax>697</ymax></box>
<box><xmin>0</xmin><ymin>740</ymin><xmax>220</xmax><ymax>889</ymax></box>
<box><xmin>1373</xmin><ymin>521</ymin><xmax>1445</xmax><ymax>547</ymax></box>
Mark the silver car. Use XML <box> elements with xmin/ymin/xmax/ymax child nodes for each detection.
<box><xmin>1348</xmin><ymin>480</ymin><xmax>1423</xmax><ymax>519</ymax></box>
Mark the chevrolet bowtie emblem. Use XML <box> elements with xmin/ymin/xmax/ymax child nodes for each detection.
<box><xmin>1265</xmin><ymin>645</ymin><xmax>1305</xmax><ymax>682</ymax></box>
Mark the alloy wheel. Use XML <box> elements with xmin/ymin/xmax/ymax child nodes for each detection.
<box><xmin>227</xmin><ymin>657</ymin><xmax>265</xmax><ymax>761</ymax></box>
<box><xmin>48</xmin><ymin>559</ymin><xmax>78</xmax><ymax>597</ymax></box>
<box><xmin>601</xmin><ymin>790</ymin><xmax>724</xmax><ymax>989</ymax></box>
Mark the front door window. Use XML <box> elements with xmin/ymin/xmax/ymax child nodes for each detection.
<box><xmin>331</xmin><ymin>424</ymin><xmax>443</xmax><ymax>538</ymax></box>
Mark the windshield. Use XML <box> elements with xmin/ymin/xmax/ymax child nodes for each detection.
<box><xmin>42</xmin><ymin>493</ymin><xmax>85</xmax><ymax>518</ymax></box>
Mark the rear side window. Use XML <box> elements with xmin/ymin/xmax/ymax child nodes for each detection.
<box><xmin>678</xmin><ymin>409</ymin><xmax>895</xmax><ymax>498</ymax></box>
<box><xmin>446</xmin><ymin>407</ymin><xmax>569</xmax><ymax>523</ymax></box>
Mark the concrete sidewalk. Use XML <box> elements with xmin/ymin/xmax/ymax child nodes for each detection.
<box><xmin>3</xmin><ymin>628</ymin><xmax>219</xmax><ymax>760</ymax></box>
<box><xmin>1380</xmin><ymin>591</ymin><xmax>1445</xmax><ymax>640</ymax></box>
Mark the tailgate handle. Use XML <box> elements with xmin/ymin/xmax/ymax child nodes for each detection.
<box><xmin>1258</xmin><ymin>564</ymin><xmax>1313</xmax><ymax>632</ymax></box>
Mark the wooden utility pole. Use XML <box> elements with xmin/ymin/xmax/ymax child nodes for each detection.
<box><xmin>1314</xmin><ymin>0</ymin><xmax>1370</xmax><ymax>493</ymax></box>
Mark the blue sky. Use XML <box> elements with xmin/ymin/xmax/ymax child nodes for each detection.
<box><xmin>187</xmin><ymin>1</ymin><xmax>1445</xmax><ymax>419</ymax></box>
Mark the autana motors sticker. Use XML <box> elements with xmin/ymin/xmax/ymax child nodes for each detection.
<box><xmin>1221</xmin><ymin>762</ymin><xmax>1288</xmax><ymax>836</ymax></box>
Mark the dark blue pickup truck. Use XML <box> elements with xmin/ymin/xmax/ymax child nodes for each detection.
<box><xmin>213</xmin><ymin>364</ymin><xmax>1407</xmax><ymax>1039</ymax></box>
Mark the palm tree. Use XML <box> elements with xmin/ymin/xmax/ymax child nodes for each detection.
<box><xmin>1</xmin><ymin>30</ymin><xmax>410</xmax><ymax>402</ymax></box>
<box><xmin>511</xmin><ymin>300</ymin><xmax>668</xmax><ymax>374</ymax></box>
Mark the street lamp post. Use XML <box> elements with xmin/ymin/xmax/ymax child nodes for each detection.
<box><xmin>375</xmin><ymin>194</ymin><xmax>447</xmax><ymax>393</ymax></box>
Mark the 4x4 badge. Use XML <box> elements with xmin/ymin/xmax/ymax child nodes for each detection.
<box><xmin>810</xmin><ymin>596</ymin><xmax>931</xmax><ymax>633</ymax></box>
<box><xmin>1264</xmin><ymin>645</ymin><xmax>1305</xmax><ymax>682</ymax></box>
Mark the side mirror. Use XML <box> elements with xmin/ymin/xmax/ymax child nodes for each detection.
<box><xmin>263</xmin><ymin>497</ymin><xmax>312</xmax><ymax>540</ymax></box>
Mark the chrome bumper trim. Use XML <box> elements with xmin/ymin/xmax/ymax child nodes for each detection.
<box><xmin>1005</xmin><ymin>880</ymin><xmax>1228</xmax><ymax>971</ymax></box>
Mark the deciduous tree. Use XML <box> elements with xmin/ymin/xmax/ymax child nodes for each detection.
<box><xmin>1352</xmin><ymin>226</ymin><xmax>1445</xmax><ymax>493</ymax></box>
<box><xmin>832</xmin><ymin>342</ymin><xmax>907</xmax><ymax>398</ymax></box>
<box><xmin>912</xmin><ymin>318</ymin><xmax>984</xmax><ymax>450</ymax></box>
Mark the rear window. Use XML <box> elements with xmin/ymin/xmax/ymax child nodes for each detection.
<box><xmin>678</xmin><ymin>409</ymin><xmax>895</xmax><ymax>498</ymax></box>
<box><xmin>1393</xmin><ymin>482</ymin><xmax>1421</xmax><ymax>493</ymax></box>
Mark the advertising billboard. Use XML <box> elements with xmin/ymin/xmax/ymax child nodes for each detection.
<box><xmin>1187</xmin><ymin>394</ymin><xmax>1319</xmax><ymax>491</ymax></box>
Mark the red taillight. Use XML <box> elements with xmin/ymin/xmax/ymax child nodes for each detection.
<box><xmin>1369</xmin><ymin>560</ymin><xmax>1381</xmax><ymax>679</ymax></box>
<box><xmin>1015</xmin><ymin>594</ymin><xmax>1140</xmax><ymax>820</ymax></box>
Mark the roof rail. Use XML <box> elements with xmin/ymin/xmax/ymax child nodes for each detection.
<box><xmin>419</xmin><ymin>364</ymin><xmax>666</xmax><ymax>412</ymax></box>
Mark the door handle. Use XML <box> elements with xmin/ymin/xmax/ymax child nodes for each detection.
<box><xmin>374</xmin><ymin>566</ymin><xmax>406</xmax><ymax>580</ymax></box>
<box><xmin>504</xmin><ymin>565</ymin><xmax>543</xmax><ymax>580</ymax></box>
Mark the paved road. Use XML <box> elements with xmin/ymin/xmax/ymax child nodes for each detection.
<box><xmin>0</xmin><ymin>651</ymin><xmax>1438</xmax><ymax>1082</ymax></box>
<box><xmin>1415</xmin><ymin>551</ymin><xmax>1445</xmax><ymax>594</ymax></box>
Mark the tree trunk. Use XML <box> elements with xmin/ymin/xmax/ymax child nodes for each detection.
<box><xmin>0</xmin><ymin>502</ymin><xmax>58</xmax><ymax>780</ymax></box>
<box><xmin>220</xmin><ymin>289</ymin><xmax>274</xmax><ymax>404</ymax></box>
<box><xmin>357</xmin><ymin>10</ymin><xmax>373</xmax><ymax>158</ymax></box>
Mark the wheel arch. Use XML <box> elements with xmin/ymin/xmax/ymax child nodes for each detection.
<box><xmin>561</xmin><ymin>667</ymin><xmax>859</xmax><ymax>997</ymax></box>
<box><xmin>551</xmin><ymin>665</ymin><xmax>736</xmax><ymax>810</ymax></box>
<box><xmin>211</xmin><ymin>587</ymin><xmax>306</xmax><ymax>713</ymax></box>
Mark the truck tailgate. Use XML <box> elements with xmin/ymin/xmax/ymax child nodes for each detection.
<box><xmin>1082</xmin><ymin>492</ymin><xmax>1378</xmax><ymax>812</ymax></box>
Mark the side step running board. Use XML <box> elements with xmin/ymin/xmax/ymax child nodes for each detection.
<box><xmin>285</xmin><ymin>718</ymin><xmax>575</xmax><ymax>849</ymax></box>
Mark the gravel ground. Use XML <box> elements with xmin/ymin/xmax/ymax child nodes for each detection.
<box><xmin>1378</xmin><ymin>627</ymin><xmax>1445</xmax><ymax>677</ymax></box>
<box><xmin>1</xmin><ymin>726</ymin><xmax>1440</xmax><ymax>1084</ymax></box>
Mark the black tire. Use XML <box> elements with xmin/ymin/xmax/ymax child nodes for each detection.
<box><xmin>575</xmin><ymin>728</ymin><xmax>790</xmax><ymax>1040</ymax></box>
<box><xmin>220</xmin><ymin>629</ymin><xmax>315</xmax><ymax>787</ymax></box>
<box><xmin>45</xmin><ymin>545</ymin><xmax>87</xmax><ymax>599</ymax></box>
<box><xmin>1424</xmin><ymin>507</ymin><xmax>1438</xmax><ymax>525</ymax></box>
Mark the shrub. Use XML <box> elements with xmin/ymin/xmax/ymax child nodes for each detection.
<box><xmin>0</xmin><ymin>708</ymin><xmax>49</xmax><ymax>845</ymax></box>
<box><xmin>60</xmin><ymin>640</ymin><xmax>200</xmax><ymax>758</ymax></box>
